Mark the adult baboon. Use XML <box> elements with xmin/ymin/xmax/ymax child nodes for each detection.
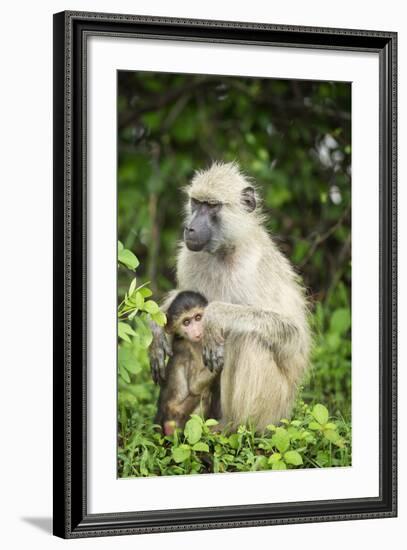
<box><xmin>149</xmin><ymin>161</ymin><xmax>310</xmax><ymax>432</ymax></box>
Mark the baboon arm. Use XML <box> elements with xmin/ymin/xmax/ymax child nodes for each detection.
<box><xmin>148</xmin><ymin>289</ymin><xmax>180</xmax><ymax>384</ymax></box>
<box><xmin>189</xmin><ymin>369</ymin><xmax>217</xmax><ymax>395</ymax></box>
<box><xmin>204</xmin><ymin>301</ymin><xmax>301</xmax><ymax>352</ymax></box>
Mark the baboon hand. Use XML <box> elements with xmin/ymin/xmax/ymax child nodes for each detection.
<box><xmin>203</xmin><ymin>340</ymin><xmax>224</xmax><ymax>373</ymax></box>
<box><xmin>202</xmin><ymin>303</ymin><xmax>225</xmax><ymax>373</ymax></box>
<box><xmin>148</xmin><ymin>322</ymin><xmax>172</xmax><ymax>385</ymax></box>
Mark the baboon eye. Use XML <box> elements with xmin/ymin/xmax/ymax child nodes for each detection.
<box><xmin>182</xmin><ymin>319</ymin><xmax>190</xmax><ymax>327</ymax></box>
<box><xmin>195</xmin><ymin>314</ymin><xmax>202</xmax><ymax>322</ymax></box>
<box><xmin>190</xmin><ymin>198</ymin><xmax>200</xmax><ymax>210</ymax></box>
<box><xmin>208</xmin><ymin>202</ymin><xmax>222</xmax><ymax>214</ymax></box>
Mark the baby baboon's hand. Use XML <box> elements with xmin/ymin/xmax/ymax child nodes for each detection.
<box><xmin>148</xmin><ymin>322</ymin><xmax>172</xmax><ymax>385</ymax></box>
<box><xmin>202</xmin><ymin>302</ymin><xmax>225</xmax><ymax>373</ymax></box>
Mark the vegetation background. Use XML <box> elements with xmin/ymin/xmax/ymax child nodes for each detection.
<box><xmin>117</xmin><ymin>71</ymin><xmax>352</xmax><ymax>477</ymax></box>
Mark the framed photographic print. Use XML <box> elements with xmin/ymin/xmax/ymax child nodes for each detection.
<box><xmin>53</xmin><ymin>11</ymin><xmax>397</xmax><ymax>538</ymax></box>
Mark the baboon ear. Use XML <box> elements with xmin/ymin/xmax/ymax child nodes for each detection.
<box><xmin>241</xmin><ymin>187</ymin><xmax>256</xmax><ymax>212</ymax></box>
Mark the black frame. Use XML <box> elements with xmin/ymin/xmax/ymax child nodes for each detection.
<box><xmin>53</xmin><ymin>10</ymin><xmax>397</xmax><ymax>538</ymax></box>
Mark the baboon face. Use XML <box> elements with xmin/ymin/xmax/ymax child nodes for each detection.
<box><xmin>184</xmin><ymin>188</ymin><xmax>257</xmax><ymax>253</ymax></box>
<box><xmin>177</xmin><ymin>307</ymin><xmax>205</xmax><ymax>342</ymax></box>
<box><xmin>166</xmin><ymin>291</ymin><xmax>208</xmax><ymax>338</ymax></box>
<box><xmin>184</xmin><ymin>198</ymin><xmax>222</xmax><ymax>252</ymax></box>
<box><xmin>184</xmin><ymin>162</ymin><xmax>258</xmax><ymax>253</ymax></box>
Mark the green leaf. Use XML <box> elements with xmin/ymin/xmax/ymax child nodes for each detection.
<box><xmin>143</xmin><ymin>300</ymin><xmax>160</xmax><ymax>314</ymax></box>
<box><xmin>272</xmin><ymin>461</ymin><xmax>287</xmax><ymax>470</ymax></box>
<box><xmin>118</xmin><ymin>322</ymin><xmax>136</xmax><ymax>343</ymax></box>
<box><xmin>192</xmin><ymin>442</ymin><xmax>209</xmax><ymax>452</ymax></box>
<box><xmin>139</xmin><ymin>331</ymin><xmax>153</xmax><ymax>350</ymax></box>
<box><xmin>134</xmin><ymin>317</ymin><xmax>154</xmax><ymax>349</ymax></box>
<box><xmin>128</xmin><ymin>277</ymin><xmax>137</xmax><ymax>296</ymax></box>
<box><xmin>189</xmin><ymin>414</ymin><xmax>204</xmax><ymax>425</ymax></box>
<box><xmin>228</xmin><ymin>434</ymin><xmax>240</xmax><ymax>449</ymax></box>
<box><xmin>172</xmin><ymin>445</ymin><xmax>191</xmax><ymax>463</ymax></box>
<box><xmin>272</xmin><ymin>428</ymin><xmax>290</xmax><ymax>453</ymax></box>
<box><xmin>118</xmin><ymin>241</ymin><xmax>124</xmax><ymax>251</ymax></box>
<box><xmin>119</xmin><ymin>322</ymin><xmax>136</xmax><ymax>335</ymax></box>
<box><xmin>205</xmin><ymin>418</ymin><xmax>219</xmax><ymax>427</ymax></box>
<box><xmin>118</xmin><ymin>364</ymin><xmax>130</xmax><ymax>383</ymax></box>
<box><xmin>118</xmin><ymin>390</ymin><xmax>137</xmax><ymax>406</ymax></box>
<box><xmin>326</xmin><ymin>333</ymin><xmax>341</xmax><ymax>350</ymax></box>
<box><xmin>325</xmin><ymin>423</ymin><xmax>337</xmax><ymax>430</ymax></box>
<box><xmin>302</xmin><ymin>432</ymin><xmax>316</xmax><ymax>443</ymax></box>
<box><xmin>324</xmin><ymin>429</ymin><xmax>340</xmax><ymax>443</ymax></box>
<box><xmin>254</xmin><ymin>456</ymin><xmax>269</xmax><ymax>471</ymax></box>
<box><xmin>128</xmin><ymin>309</ymin><xmax>137</xmax><ymax>321</ymax></box>
<box><xmin>118</xmin><ymin>332</ymin><xmax>131</xmax><ymax>343</ymax></box>
<box><xmin>118</xmin><ymin>248</ymin><xmax>139</xmax><ymax>270</ymax></box>
<box><xmin>184</xmin><ymin>417</ymin><xmax>202</xmax><ymax>445</ymax></box>
<box><xmin>118</xmin><ymin>347</ymin><xmax>141</xmax><ymax>375</ymax></box>
<box><xmin>129</xmin><ymin>383</ymin><xmax>152</xmax><ymax>401</ymax></box>
<box><xmin>268</xmin><ymin>453</ymin><xmax>282</xmax><ymax>465</ymax></box>
<box><xmin>151</xmin><ymin>311</ymin><xmax>167</xmax><ymax>327</ymax></box>
<box><xmin>316</xmin><ymin>451</ymin><xmax>330</xmax><ymax>466</ymax></box>
<box><xmin>308</xmin><ymin>421</ymin><xmax>322</xmax><ymax>431</ymax></box>
<box><xmin>134</xmin><ymin>292</ymin><xmax>145</xmax><ymax>309</ymax></box>
<box><xmin>330</xmin><ymin>308</ymin><xmax>351</xmax><ymax>335</ymax></box>
<box><xmin>287</xmin><ymin>428</ymin><xmax>301</xmax><ymax>441</ymax></box>
<box><xmin>138</xmin><ymin>287</ymin><xmax>153</xmax><ymax>298</ymax></box>
<box><xmin>312</xmin><ymin>404</ymin><xmax>329</xmax><ymax>425</ymax></box>
<box><xmin>118</xmin><ymin>322</ymin><xmax>136</xmax><ymax>338</ymax></box>
<box><xmin>284</xmin><ymin>450</ymin><xmax>303</xmax><ymax>466</ymax></box>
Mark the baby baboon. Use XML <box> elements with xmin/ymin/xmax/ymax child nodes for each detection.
<box><xmin>155</xmin><ymin>291</ymin><xmax>220</xmax><ymax>434</ymax></box>
<box><xmin>150</xmin><ymin>161</ymin><xmax>311</xmax><ymax>432</ymax></box>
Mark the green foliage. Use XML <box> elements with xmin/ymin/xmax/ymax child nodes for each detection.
<box><xmin>118</xmin><ymin>397</ymin><xmax>351</xmax><ymax>477</ymax></box>
<box><xmin>117</xmin><ymin>243</ymin><xmax>166</xmax><ymax>385</ymax></box>
<box><xmin>118</xmin><ymin>240</ymin><xmax>139</xmax><ymax>271</ymax></box>
<box><xmin>303</xmin><ymin>281</ymin><xmax>352</xmax><ymax>417</ymax></box>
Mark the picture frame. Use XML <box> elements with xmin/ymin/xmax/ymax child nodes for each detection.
<box><xmin>53</xmin><ymin>10</ymin><xmax>397</xmax><ymax>538</ymax></box>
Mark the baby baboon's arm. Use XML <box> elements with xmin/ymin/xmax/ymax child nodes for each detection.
<box><xmin>189</xmin><ymin>367</ymin><xmax>218</xmax><ymax>396</ymax></box>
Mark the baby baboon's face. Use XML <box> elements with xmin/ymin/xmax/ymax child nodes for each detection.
<box><xmin>178</xmin><ymin>308</ymin><xmax>205</xmax><ymax>343</ymax></box>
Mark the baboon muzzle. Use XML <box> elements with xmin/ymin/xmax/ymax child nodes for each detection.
<box><xmin>184</xmin><ymin>218</ymin><xmax>212</xmax><ymax>251</ymax></box>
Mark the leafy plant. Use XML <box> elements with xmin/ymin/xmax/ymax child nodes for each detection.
<box><xmin>117</xmin><ymin>242</ymin><xmax>166</xmax><ymax>385</ymax></box>
<box><xmin>303</xmin><ymin>281</ymin><xmax>351</xmax><ymax>417</ymax></box>
<box><xmin>118</xmin><ymin>402</ymin><xmax>351</xmax><ymax>477</ymax></box>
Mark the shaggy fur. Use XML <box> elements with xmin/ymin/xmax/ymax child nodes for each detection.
<box><xmin>163</xmin><ymin>161</ymin><xmax>311</xmax><ymax>431</ymax></box>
